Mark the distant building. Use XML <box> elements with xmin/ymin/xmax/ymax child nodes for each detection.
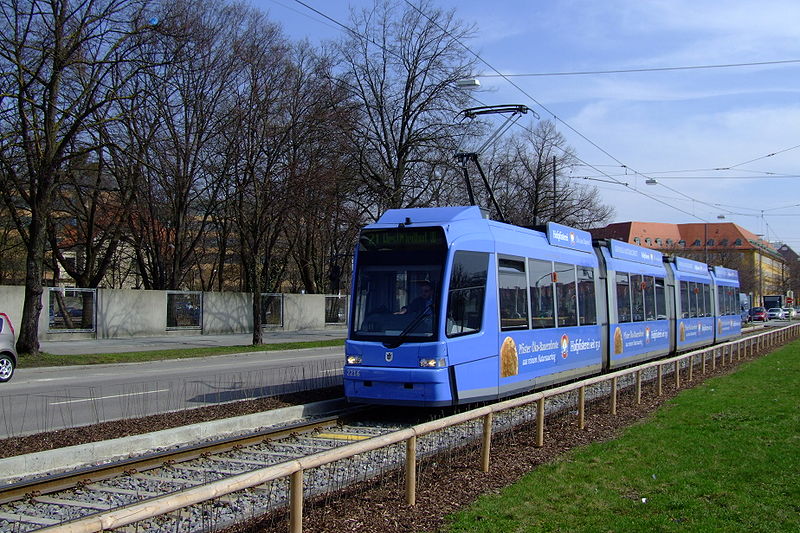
<box><xmin>776</xmin><ymin>243</ymin><xmax>800</xmax><ymax>302</ymax></box>
<box><xmin>591</xmin><ymin>221</ymin><xmax>786</xmax><ymax>307</ymax></box>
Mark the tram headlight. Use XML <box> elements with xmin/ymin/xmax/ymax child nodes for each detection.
<box><xmin>419</xmin><ymin>358</ymin><xmax>447</xmax><ymax>368</ymax></box>
<box><xmin>346</xmin><ymin>355</ymin><xmax>363</xmax><ymax>365</ymax></box>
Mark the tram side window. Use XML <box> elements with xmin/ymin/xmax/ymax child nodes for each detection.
<box><xmin>499</xmin><ymin>258</ymin><xmax>529</xmax><ymax>330</ymax></box>
<box><xmin>690</xmin><ymin>282</ymin><xmax>700</xmax><ymax>318</ymax></box>
<box><xmin>702</xmin><ymin>283</ymin><xmax>711</xmax><ymax>317</ymax></box>
<box><xmin>555</xmin><ymin>262</ymin><xmax>577</xmax><ymax>327</ymax></box>
<box><xmin>529</xmin><ymin>259</ymin><xmax>555</xmax><ymax>329</ymax></box>
<box><xmin>446</xmin><ymin>251</ymin><xmax>489</xmax><ymax>337</ymax></box>
<box><xmin>680</xmin><ymin>281</ymin><xmax>690</xmax><ymax>318</ymax></box>
<box><xmin>655</xmin><ymin>277</ymin><xmax>666</xmax><ymax>319</ymax></box>
<box><xmin>724</xmin><ymin>287</ymin><xmax>735</xmax><ymax>315</ymax></box>
<box><xmin>644</xmin><ymin>275</ymin><xmax>656</xmax><ymax>321</ymax></box>
<box><xmin>630</xmin><ymin>274</ymin><xmax>645</xmax><ymax>321</ymax></box>
<box><xmin>577</xmin><ymin>266</ymin><xmax>597</xmax><ymax>326</ymax></box>
<box><xmin>616</xmin><ymin>272</ymin><xmax>631</xmax><ymax>323</ymax></box>
<box><xmin>717</xmin><ymin>286</ymin><xmax>725</xmax><ymax>315</ymax></box>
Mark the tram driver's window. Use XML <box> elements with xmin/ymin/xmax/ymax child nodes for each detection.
<box><xmin>499</xmin><ymin>258</ymin><xmax>529</xmax><ymax>330</ymax></box>
<box><xmin>446</xmin><ymin>251</ymin><xmax>489</xmax><ymax>337</ymax></box>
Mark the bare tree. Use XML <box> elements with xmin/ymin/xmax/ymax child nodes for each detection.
<box><xmin>490</xmin><ymin>121</ymin><xmax>614</xmax><ymax>229</ymax></box>
<box><xmin>219</xmin><ymin>10</ymin><xmax>294</xmax><ymax>344</ymax></box>
<box><xmin>122</xmin><ymin>0</ymin><xmax>244</xmax><ymax>290</ymax></box>
<box><xmin>337</xmin><ymin>0</ymin><xmax>476</xmax><ymax>218</ymax></box>
<box><xmin>281</xmin><ymin>44</ymin><xmax>361</xmax><ymax>295</ymax></box>
<box><xmin>0</xmin><ymin>0</ymin><xmax>154</xmax><ymax>354</ymax></box>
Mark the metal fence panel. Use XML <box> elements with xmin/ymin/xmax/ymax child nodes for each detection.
<box><xmin>166</xmin><ymin>292</ymin><xmax>203</xmax><ymax>329</ymax></box>
<box><xmin>48</xmin><ymin>288</ymin><xmax>96</xmax><ymax>332</ymax></box>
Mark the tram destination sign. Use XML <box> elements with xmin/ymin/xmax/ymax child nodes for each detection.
<box><xmin>359</xmin><ymin>227</ymin><xmax>445</xmax><ymax>252</ymax></box>
<box><xmin>712</xmin><ymin>265</ymin><xmax>739</xmax><ymax>281</ymax></box>
<box><xmin>674</xmin><ymin>256</ymin><xmax>709</xmax><ymax>275</ymax></box>
<box><xmin>609</xmin><ymin>240</ymin><xmax>663</xmax><ymax>267</ymax></box>
<box><xmin>546</xmin><ymin>222</ymin><xmax>593</xmax><ymax>253</ymax></box>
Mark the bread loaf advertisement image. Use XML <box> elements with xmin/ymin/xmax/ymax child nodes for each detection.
<box><xmin>679</xmin><ymin>322</ymin><xmax>686</xmax><ymax>342</ymax></box>
<box><xmin>500</xmin><ymin>336</ymin><xmax>519</xmax><ymax>378</ymax></box>
<box><xmin>613</xmin><ymin>327</ymin><xmax>623</xmax><ymax>355</ymax></box>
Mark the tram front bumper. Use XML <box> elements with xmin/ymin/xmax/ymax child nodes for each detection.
<box><xmin>343</xmin><ymin>365</ymin><xmax>454</xmax><ymax>407</ymax></box>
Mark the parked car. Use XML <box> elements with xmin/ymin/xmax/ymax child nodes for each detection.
<box><xmin>749</xmin><ymin>307</ymin><xmax>768</xmax><ymax>322</ymax></box>
<box><xmin>0</xmin><ymin>313</ymin><xmax>17</xmax><ymax>383</ymax></box>
<box><xmin>767</xmin><ymin>308</ymin><xmax>785</xmax><ymax>320</ymax></box>
<box><xmin>783</xmin><ymin>307</ymin><xmax>797</xmax><ymax>319</ymax></box>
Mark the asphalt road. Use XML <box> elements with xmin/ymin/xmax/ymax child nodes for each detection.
<box><xmin>0</xmin><ymin>331</ymin><xmax>346</xmax><ymax>439</ymax></box>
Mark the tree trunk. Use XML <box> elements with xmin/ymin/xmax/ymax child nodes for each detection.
<box><xmin>251</xmin><ymin>280</ymin><xmax>263</xmax><ymax>345</ymax></box>
<box><xmin>17</xmin><ymin>219</ymin><xmax>47</xmax><ymax>355</ymax></box>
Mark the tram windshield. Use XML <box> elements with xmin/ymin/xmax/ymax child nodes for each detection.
<box><xmin>351</xmin><ymin>227</ymin><xmax>446</xmax><ymax>342</ymax></box>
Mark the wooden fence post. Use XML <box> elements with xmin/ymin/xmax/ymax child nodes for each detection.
<box><xmin>481</xmin><ymin>413</ymin><xmax>492</xmax><ymax>473</ymax></box>
<box><xmin>688</xmin><ymin>354</ymin><xmax>693</xmax><ymax>381</ymax></box>
<box><xmin>290</xmin><ymin>469</ymin><xmax>303</xmax><ymax>533</ymax></box>
<box><xmin>578</xmin><ymin>386</ymin><xmax>585</xmax><ymax>429</ymax></box>
<box><xmin>611</xmin><ymin>377</ymin><xmax>617</xmax><ymax>415</ymax></box>
<box><xmin>636</xmin><ymin>370</ymin><xmax>642</xmax><ymax>405</ymax></box>
<box><xmin>675</xmin><ymin>360</ymin><xmax>680</xmax><ymax>388</ymax></box>
<box><xmin>536</xmin><ymin>398</ymin><xmax>545</xmax><ymax>447</ymax></box>
<box><xmin>406</xmin><ymin>436</ymin><xmax>417</xmax><ymax>505</ymax></box>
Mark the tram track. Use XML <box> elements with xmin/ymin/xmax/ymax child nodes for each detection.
<box><xmin>0</xmin><ymin>409</ymin><xmax>412</xmax><ymax>532</ymax></box>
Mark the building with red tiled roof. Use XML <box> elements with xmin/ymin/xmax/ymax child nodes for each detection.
<box><xmin>591</xmin><ymin>221</ymin><xmax>786</xmax><ymax>306</ymax></box>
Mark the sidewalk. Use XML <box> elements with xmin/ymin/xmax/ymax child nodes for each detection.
<box><xmin>40</xmin><ymin>329</ymin><xmax>348</xmax><ymax>355</ymax></box>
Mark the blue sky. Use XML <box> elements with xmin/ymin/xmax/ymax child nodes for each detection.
<box><xmin>252</xmin><ymin>0</ymin><xmax>800</xmax><ymax>248</ymax></box>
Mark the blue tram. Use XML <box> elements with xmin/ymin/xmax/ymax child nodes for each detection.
<box><xmin>344</xmin><ymin>206</ymin><xmax>741</xmax><ymax>406</ymax></box>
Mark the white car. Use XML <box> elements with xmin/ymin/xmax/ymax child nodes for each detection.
<box><xmin>783</xmin><ymin>307</ymin><xmax>797</xmax><ymax>319</ymax></box>
<box><xmin>767</xmin><ymin>308</ymin><xmax>785</xmax><ymax>320</ymax></box>
<box><xmin>0</xmin><ymin>313</ymin><xmax>17</xmax><ymax>383</ymax></box>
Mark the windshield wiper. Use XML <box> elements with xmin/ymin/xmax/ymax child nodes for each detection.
<box><xmin>384</xmin><ymin>304</ymin><xmax>434</xmax><ymax>348</ymax></box>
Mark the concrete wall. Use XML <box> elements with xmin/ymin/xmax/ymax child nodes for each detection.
<box><xmin>0</xmin><ymin>286</ymin><xmax>347</xmax><ymax>341</ymax></box>
<box><xmin>204</xmin><ymin>291</ymin><xmax>253</xmax><ymax>334</ymax></box>
<box><xmin>281</xmin><ymin>294</ymin><xmax>325</xmax><ymax>330</ymax></box>
<box><xmin>0</xmin><ymin>286</ymin><xmax>24</xmax><ymax>332</ymax></box>
<box><xmin>99</xmin><ymin>289</ymin><xmax>168</xmax><ymax>339</ymax></box>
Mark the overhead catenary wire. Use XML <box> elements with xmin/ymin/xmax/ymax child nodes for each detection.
<box><xmin>476</xmin><ymin>58</ymin><xmax>800</xmax><ymax>77</ymax></box>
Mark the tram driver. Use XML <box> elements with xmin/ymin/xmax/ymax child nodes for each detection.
<box><xmin>395</xmin><ymin>281</ymin><xmax>435</xmax><ymax>316</ymax></box>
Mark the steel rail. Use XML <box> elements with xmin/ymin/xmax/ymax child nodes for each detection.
<box><xmin>0</xmin><ymin>415</ymin><xmax>344</xmax><ymax>506</ymax></box>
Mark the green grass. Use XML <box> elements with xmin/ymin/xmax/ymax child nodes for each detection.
<box><xmin>443</xmin><ymin>341</ymin><xmax>800</xmax><ymax>533</ymax></box>
<box><xmin>17</xmin><ymin>339</ymin><xmax>345</xmax><ymax>368</ymax></box>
